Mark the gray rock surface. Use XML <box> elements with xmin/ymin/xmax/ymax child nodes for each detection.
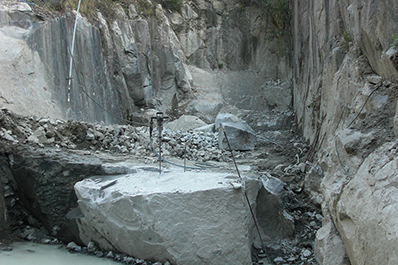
<box><xmin>218</xmin><ymin>121</ymin><xmax>256</xmax><ymax>151</ymax></box>
<box><xmin>293</xmin><ymin>1</ymin><xmax>398</xmax><ymax>264</ymax></box>
<box><xmin>0</xmin><ymin>175</ymin><xmax>7</xmax><ymax>238</ymax></box>
<box><xmin>394</xmin><ymin>101</ymin><xmax>398</xmax><ymax>137</ymax></box>
<box><xmin>315</xmin><ymin>221</ymin><xmax>349</xmax><ymax>265</ymax></box>
<box><xmin>164</xmin><ymin>115</ymin><xmax>207</xmax><ymax>132</ymax></box>
<box><xmin>257</xmin><ymin>177</ymin><xmax>295</xmax><ymax>241</ymax></box>
<box><xmin>214</xmin><ymin>113</ymin><xmax>242</xmax><ymax>131</ymax></box>
<box><xmin>74</xmin><ymin>171</ymin><xmax>254</xmax><ymax>264</ymax></box>
<box><xmin>304</xmin><ymin>164</ymin><xmax>324</xmax><ymax>205</ymax></box>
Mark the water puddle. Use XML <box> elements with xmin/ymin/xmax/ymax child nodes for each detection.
<box><xmin>0</xmin><ymin>241</ymin><xmax>120</xmax><ymax>265</ymax></box>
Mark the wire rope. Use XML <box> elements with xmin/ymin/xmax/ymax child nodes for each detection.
<box><xmin>40</xmin><ymin>0</ymin><xmax>148</xmax><ymax>127</ymax></box>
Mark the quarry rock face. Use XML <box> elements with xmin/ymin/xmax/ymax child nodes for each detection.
<box><xmin>74</xmin><ymin>169</ymin><xmax>255</xmax><ymax>265</ymax></box>
<box><xmin>293</xmin><ymin>1</ymin><xmax>398</xmax><ymax>264</ymax></box>
<box><xmin>0</xmin><ymin>0</ymin><xmax>398</xmax><ymax>264</ymax></box>
<box><xmin>0</xmin><ymin>0</ymin><xmax>293</xmax><ymax>126</ymax></box>
<box><xmin>331</xmin><ymin>142</ymin><xmax>398</xmax><ymax>264</ymax></box>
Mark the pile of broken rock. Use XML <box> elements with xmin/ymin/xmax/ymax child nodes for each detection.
<box><xmin>0</xmin><ymin>110</ymin><xmax>257</xmax><ymax>164</ymax></box>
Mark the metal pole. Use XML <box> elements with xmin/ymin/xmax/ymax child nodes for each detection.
<box><xmin>158</xmin><ymin>124</ymin><xmax>162</xmax><ymax>174</ymax></box>
<box><xmin>67</xmin><ymin>0</ymin><xmax>82</xmax><ymax>103</ymax></box>
<box><xmin>184</xmin><ymin>142</ymin><xmax>187</xmax><ymax>172</ymax></box>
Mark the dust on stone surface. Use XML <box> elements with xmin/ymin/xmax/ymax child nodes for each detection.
<box><xmin>0</xmin><ymin>108</ymin><xmax>321</xmax><ymax>264</ymax></box>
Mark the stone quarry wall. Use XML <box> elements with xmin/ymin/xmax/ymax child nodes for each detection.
<box><xmin>0</xmin><ymin>3</ymin><xmax>123</xmax><ymax>123</ymax></box>
<box><xmin>0</xmin><ymin>0</ymin><xmax>292</xmax><ymax>124</ymax></box>
<box><xmin>2</xmin><ymin>0</ymin><xmax>398</xmax><ymax>264</ymax></box>
<box><xmin>292</xmin><ymin>0</ymin><xmax>398</xmax><ymax>264</ymax></box>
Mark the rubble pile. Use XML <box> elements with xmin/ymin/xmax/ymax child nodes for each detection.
<box><xmin>0</xmin><ymin>109</ymin><xmax>251</xmax><ymax>164</ymax></box>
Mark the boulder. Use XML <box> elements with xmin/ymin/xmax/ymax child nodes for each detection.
<box><xmin>256</xmin><ymin>177</ymin><xmax>295</xmax><ymax>241</ymax></box>
<box><xmin>315</xmin><ymin>221</ymin><xmax>349</xmax><ymax>265</ymax></box>
<box><xmin>27</xmin><ymin>127</ymin><xmax>48</xmax><ymax>145</ymax></box>
<box><xmin>74</xmin><ymin>168</ymin><xmax>255</xmax><ymax>265</ymax></box>
<box><xmin>218</xmin><ymin>121</ymin><xmax>256</xmax><ymax>151</ymax></box>
<box><xmin>164</xmin><ymin>115</ymin><xmax>207</xmax><ymax>132</ymax></box>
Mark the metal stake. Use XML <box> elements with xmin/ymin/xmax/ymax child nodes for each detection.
<box><xmin>184</xmin><ymin>142</ymin><xmax>187</xmax><ymax>172</ymax></box>
<box><xmin>158</xmin><ymin>123</ymin><xmax>162</xmax><ymax>174</ymax></box>
<box><xmin>150</xmin><ymin>112</ymin><xmax>168</xmax><ymax>175</ymax></box>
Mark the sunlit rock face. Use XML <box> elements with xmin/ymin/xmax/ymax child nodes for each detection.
<box><xmin>292</xmin><ymin>1</ymin><xmax>398</xmax><ymax>264</ymax></box>
<box><xmin>74</xmin><ymin>168</ymin><xmax>256</xmax><ymax>265</ymax></box>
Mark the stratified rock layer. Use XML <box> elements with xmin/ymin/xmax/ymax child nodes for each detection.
<box><xmin>74</xmin><ymin>169</ymin><xmax>253</xmax><ymax>265</ymax></box>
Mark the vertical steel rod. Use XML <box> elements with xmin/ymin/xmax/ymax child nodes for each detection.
<box><xmin>184</xmin><ymin>142</ymin><xmax>187</xmax><ymax>172</ymax></box>
<box><xmin>158</xmin><ymin>127</ymin><xmax>162</xmax><ymax>175</ymax></box>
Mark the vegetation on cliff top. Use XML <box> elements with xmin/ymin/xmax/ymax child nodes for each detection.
<box><xmin>244</xmin><ymin>0</ymin><xmax>290</xmax><ymax>38</ymax></box>
<box><xmin>41</xmin><ymin>0</ymin><xmax>182</xmax><ymax>19</ymax></box>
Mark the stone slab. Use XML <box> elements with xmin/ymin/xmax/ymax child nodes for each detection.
<box><xmin>74</xmin><ymin>167</ymin><xmax>253</xmax><ymax>265</ymax></box>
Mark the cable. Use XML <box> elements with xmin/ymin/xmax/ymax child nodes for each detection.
<box><xmin>335</xmin><ymin>83</ymin><xmax>382</xmax><ymax>177</ymax></box>
<box><xmin>67</xmin><ymin>0</ymin><xmax>82</xmax><ymax>103</ymax></box>
<box><xmin>221</xmin><ymin>127</ymin><xmax>269</xmax><ymax>262</ymax></box>
<box><xmin>345</xmin><ymin>84</ymin><xmax>382</xmax><ymax>129</ymax></box>
<box><xmin>40</xmin><ymin>0</ymin><xmax>148</xmax><ymax>127</ymax></box>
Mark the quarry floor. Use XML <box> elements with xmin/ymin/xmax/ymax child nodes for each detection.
<box><xmin>0</xmin><ymin>109</ymin><xmax>322</xmax><ymax>264</ymax></box>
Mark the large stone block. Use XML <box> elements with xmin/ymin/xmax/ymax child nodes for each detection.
<box><xmin>218</xmin><ymin>121</ymin><xmax>256</xmax><ymax>151</ymax></box>
<box><xmin>256</xmin><ymin>177</ymin><xmax>294</xmax><ymax>241</ymax></box>
<box><xmin>74</xmin><ymin>168</ymin><xmax>254</xmax><ymax>265</ymax></box>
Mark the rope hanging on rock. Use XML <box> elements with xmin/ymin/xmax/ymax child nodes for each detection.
<box><xmin>67</xmin><ymin>0</ymin><xmax>82</xmax><ymax>103</ymax></box>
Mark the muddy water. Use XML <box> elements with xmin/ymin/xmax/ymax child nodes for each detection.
<box><xmin>0</xmin><ymin>242</ymin><xmax>120</xmax><ymax>265</ymax></box>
